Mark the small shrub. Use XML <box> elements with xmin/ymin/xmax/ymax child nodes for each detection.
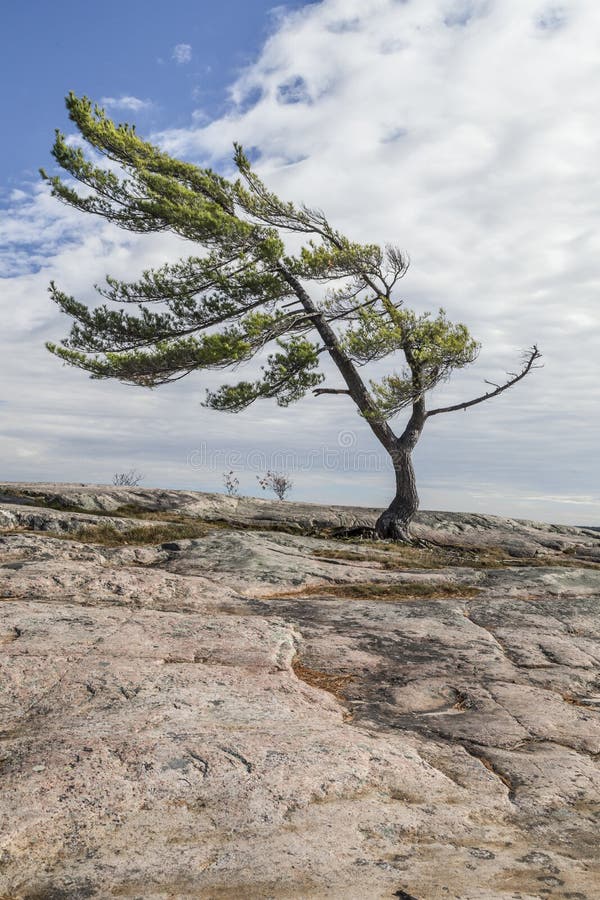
<box><xmin>112</xmin><ymin>470</ymin><xmax>144</xmax><ymax>486</ymax></box>
<box><xmin>257</xmin><ymin>470</ymin><xmax>293</xmax><ymax>501</ymax></box>
<box><xmin>223</xmin><ymin>471</ymin><xmax>240</xmax><ymax>496</ymax></box>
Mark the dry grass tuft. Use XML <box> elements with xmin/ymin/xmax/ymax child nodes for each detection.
<box><xmin>292</xmin><ymin>657</ymin><xmax>353</xmax><ymax>702</ymax></box>
<box><xmin>274</xmin><ymin>580</ymin><xmax>480</xmax><ymax>602</ymax></box>
<box><xmin>312</xmin><ymin>542</ymin><xmax>600</xmax><ymax>571</ymax></box>
<box><xmin>59</xmin><ymin>521</ymin><xmax>211</xmax><ymax>547</ymax></box>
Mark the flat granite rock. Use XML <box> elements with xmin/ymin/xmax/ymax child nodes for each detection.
<box><xmin>1</xmin><ymin>487</ymin><xmax>599</xmax><ymax>899</ymax></box>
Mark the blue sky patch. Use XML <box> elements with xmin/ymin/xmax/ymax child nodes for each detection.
<box><xmin>0</xmin><ymin>0</ymin><xmax>311</xmax><ymax>186</ymax></box>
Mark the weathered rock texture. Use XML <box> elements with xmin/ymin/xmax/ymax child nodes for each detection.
<box><xmin>1</xmin><ymin>484</ymin><xmax>599</xmax><ymax>899</ymax></box>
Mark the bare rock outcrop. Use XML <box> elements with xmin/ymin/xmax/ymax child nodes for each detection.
<box><xmin>1</xmin><ymin>486</ymin><xmax>599</xmax><ymax>898</ymax></box>
<box><xmin>2</xmin><ymin>481</ymin><xmax>599</xmax><ymax>558</ymax></box>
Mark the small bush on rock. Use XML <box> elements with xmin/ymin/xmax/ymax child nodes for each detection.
<box><xmin>257</xmin><ymin>471</ymin><xmax>293</xmax><ymax>501</ymax></box>
<box><xmin>223</xmin><ymin>471</ymin><xmax>240</xmax><ymax>496</ymax></box>
<box><xmin>112</xmin><ymin>470</ymin><xmax>144</xmax><ymax>486</ymax></box>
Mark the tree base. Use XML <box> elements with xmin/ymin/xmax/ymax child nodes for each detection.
<box><xmin>374</xmin><ymin>510</ymin><xmax>413</xmax><ymax>543</ymax></box>
<box><xmin>376</xmin><ymin>450</ymin><xmax>419</xmax><ymax>542</ymax></box>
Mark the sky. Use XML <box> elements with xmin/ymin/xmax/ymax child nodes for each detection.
<box><xmin>1</xmin><ymin>0</ymin><xmax>599</xmax><ymax>524</ymax></box>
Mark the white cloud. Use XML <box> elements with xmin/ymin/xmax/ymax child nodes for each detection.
<box><xmin>172</xmin><ymin>43</ymin><xmax>192</xmax><ymax>64</ymax></box>
<box><xmin>154</xmin><ymin>0</ymin><xmax>600</xmax><ymax>524</ymax></box>
<box><xmin>2</xmin><ymin>0</ymin><xmax>600</xmax><ymax>524</ymax></box>
<box><xmin>100</xmin><ymin>95</ymin><xmax>153</xmax><ymax>112</ymax></box>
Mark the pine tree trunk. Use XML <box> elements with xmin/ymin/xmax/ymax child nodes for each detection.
<box><xmin>375</xmin><ymin>446</ymin><xmax>419</xmax><ymax>542</ymax></box>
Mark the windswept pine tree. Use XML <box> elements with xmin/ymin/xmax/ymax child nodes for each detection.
<box><xmin>42</xmin><ymin>94</ymin><xmax>541</xmax><ymax>540</ymax></box>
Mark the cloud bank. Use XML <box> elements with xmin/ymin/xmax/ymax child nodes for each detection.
<box><xmin>2</xmin><ymin>0</ymin><xmax>599</xmax><ymax>524</ymax></box>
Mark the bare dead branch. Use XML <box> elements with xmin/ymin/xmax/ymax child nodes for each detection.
<box><xmin>426</xmin><ymin>346</ymin><xmax>542</xmax><ymax>419</ymax></box>
<box><xmin>313</xmin><ymin>387</ymin><xmax>352</xmax><ymax>396</ymax></box>
<box><xmin>280</xmin><ymin>298</ymin><xmax>304</xmax><ymax>309</ymax></box>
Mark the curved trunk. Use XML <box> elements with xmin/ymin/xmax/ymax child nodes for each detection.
<box><xmin>375</xmin><ymin>446</ymin><xmax>419</xmax><ymax>542</ymax></box>
<box><xmin>278</xmin><ymin>267</ymin><xmax>426</xmax><ymax>543</ymax></box>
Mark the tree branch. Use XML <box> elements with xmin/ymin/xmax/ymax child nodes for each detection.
<box><xmin>312</xmin><ymin>387</ymin><xmax>351</xmax><ymax>396</ymax></box>
<box><xmin>426</xmin><ymin>346</ymin><xmax>542</xmax><ymax>418</ymax></box>
<box><xmin>277</xmin><ymin>264</ymin><xmax>398</xmax><ymax>449</ymax></box>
